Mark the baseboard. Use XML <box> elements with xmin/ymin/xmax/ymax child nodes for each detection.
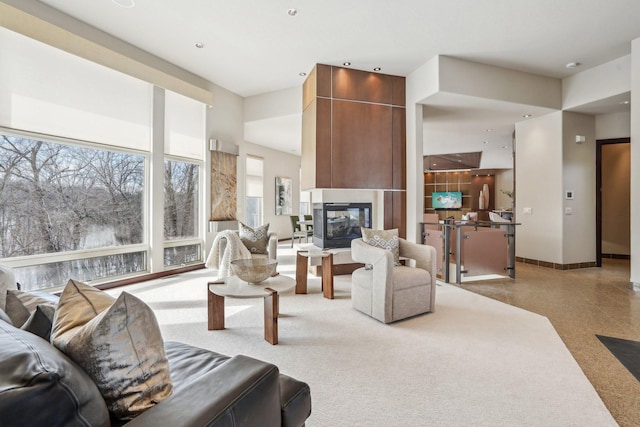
<box><xmin>602</xmin><ymin>253</ymin><xmax>631</xmax><ymax>260</ymax></box>
<box><xmin>515</xmin><ymin>257</ymin><xmax>597</xmax><ymax>271</ymax></box>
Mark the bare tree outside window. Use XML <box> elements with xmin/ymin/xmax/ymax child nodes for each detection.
<box><xmin>0</xmin><ymin>134</ymin><xmax>145</xmax><ymax>289</ymax></box>
<box><xmin>164</xmin><ymin>159</ymin><xmax>200</xmax><ymax>267</ymax></box>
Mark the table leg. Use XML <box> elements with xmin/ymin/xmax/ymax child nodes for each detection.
<box><xmin>264</xmin><ymin>288</ymin><xmax>278</xmax><ymax>345</ymax></box>
<box><xmin>295</xmin><ymin>251</ymin><xmax>308</xmax><ymax>294</ymax></box>
<box><xmin>207</xmin><ymin>284</ymin><xmax>225</xmax><ymax>330</ymax></box>
<box><xmin>322</xmin><ymin>253</ymin><xmax>334</xmax><ymax>299</ymax></box>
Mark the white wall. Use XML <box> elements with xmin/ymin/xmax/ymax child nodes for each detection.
<box><xmin>244</xmin><ymin>86</ymin><xmax>301</xmax><ymax>122</ymax></box>
<box><xmin>240</xmin><ymin>141</ymin><xmax>301</xmax><ymax>240</ymax></box>
<box><xmin>204</xmin><ymin>84</ymin><xmax>244</xmax><ymax>252</ymax></box>
<box><xmin>405</xmin><ymin>57</ymin><xmax>440</xmax><ymax>242</ymax></box>
<box><xmin>515</xmin><ymin>112</ymin><xmax>564</xmax><ymax>263</ymax></box>
<box><xmin>495</xmin><ymin>169</ymin><xmax>514</xmax><ymax>210</ymax></box>
<box><xmin>438</xmin><ymin>56</ymin><xmax>562</xmax><ymax>109</ymax></box>
<box><xmin>596</xmin><ymin>112</ymin><xmax>631</xmax><ymax>140</ymax></box>
<box><xmin>563</xmin><ymin>55</ymin><xmax>630</xmax><ymax>110</ymax></box>
<box><xmin>631</xmin><ymin>38</ymin><xmax>640</xmax><ymax>286</ymax></box>
<box><xmin>561</xmin><ymin>112</ymin><xmax>596</xmax><ymax>264</ymax></box>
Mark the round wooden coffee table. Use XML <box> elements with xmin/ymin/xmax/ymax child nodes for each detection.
<box><xmin>207</xmin><ymin>274</ymin><xmax>295</xmax><ymax>345</ymax></box>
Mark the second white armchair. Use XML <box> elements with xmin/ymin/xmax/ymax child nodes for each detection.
<box><xmin>350</xmin><ymin>238</ymin><xmax>437</xmax><ymax>324</ymax></box>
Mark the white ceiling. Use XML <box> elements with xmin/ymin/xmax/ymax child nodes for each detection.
<box><xmin>36</xmin><ymin>0</ymin><xmax>640</xmax><ymax>161</ymax></box>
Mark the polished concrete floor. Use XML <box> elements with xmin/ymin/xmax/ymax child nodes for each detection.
<box><xmin>459</xmin><ymin>259</ymin><xmax>639</xmax><ymax>427</ymax></box>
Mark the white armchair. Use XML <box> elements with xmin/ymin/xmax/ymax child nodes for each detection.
<box><xmin>350</xmin><ymin>238</ymin><xmax>437</xmax><ymax>324</ymax></box>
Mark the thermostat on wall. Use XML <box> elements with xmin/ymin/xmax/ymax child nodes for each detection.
<box><xmin>565</xmin><ymin>191</ymin><xmax>574</xmax><ymax>200</ymax></box>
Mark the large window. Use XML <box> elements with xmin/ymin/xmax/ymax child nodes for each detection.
<box><xmin>0</xmin><ymin>27</ymin><xmax>206</xmax><ymax>290</ymax></box>
<box><xmin>163</xmin><ymin>159</ymin><xmax>201</xmax><ymax>267</ymax></box>
<box><xmin>0</xmin><ymin>133</ymin><xmax>146</xmax><ymax>290</ymax></box>
<box><xmin>245</xmin><ymin>156</ymin><xmax>264</xmax><ymax>228</ymax></box>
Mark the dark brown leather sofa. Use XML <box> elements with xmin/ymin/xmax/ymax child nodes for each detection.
<box><xmin>0</xmin><ymin>317</ymin><xmax>311</xmax><ymax>427</ymax></box>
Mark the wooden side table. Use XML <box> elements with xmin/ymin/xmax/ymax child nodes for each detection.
<box><xmin>207</xmin><ymin>275</ymin><xmax>295</xmax><ymax>345</ymax></box>
<box><xmin>295</xmin><ymin>250</ymin><xmax>334</xmax><ymax>299</ymax></box>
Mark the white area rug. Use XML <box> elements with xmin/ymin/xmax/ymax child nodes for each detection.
<box><xmin>113</xmin><ymin>267</ymin><xmax>616</xmax><ymax>426</ymax></box>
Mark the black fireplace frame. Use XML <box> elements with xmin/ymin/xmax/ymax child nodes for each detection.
<box><xmin>312</xmin><ymin>202</ymin><xmax>372</xmax><ymax>249</ymax></box>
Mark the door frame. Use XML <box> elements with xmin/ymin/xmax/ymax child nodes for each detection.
<box><xmin>595</xmin><ymin>137</ymin><xmax>630</xmax><ymax>267</ymax></box>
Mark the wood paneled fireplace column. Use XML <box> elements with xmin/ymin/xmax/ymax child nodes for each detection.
<box><xmin>301</xmin><ymin>64</ymin><xmax>406</xmax><ymax>236</ymax></box>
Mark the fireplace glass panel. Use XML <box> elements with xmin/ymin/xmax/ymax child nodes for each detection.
<box><xmin>313</xmin><ymin>203</ymin><xmax>372</xmax><ymax>248</ymax></box>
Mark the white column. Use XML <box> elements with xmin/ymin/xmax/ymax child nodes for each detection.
<box><xmin>630</xmin><ymin>38</ymin><xmax>640</xmax><ymax>288</ymax></box>
<box><xmin>149</xmin><ymin>86</ymin><xmax>165</xmax><ymax>273</ymax></box>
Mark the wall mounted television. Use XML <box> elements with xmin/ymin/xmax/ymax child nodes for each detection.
<box><xmin>432</xmin><ymin>191</ymin><xmax>462</xmax><ymax>209</ymax></box>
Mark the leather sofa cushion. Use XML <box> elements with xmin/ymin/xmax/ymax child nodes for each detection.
<box><xmin>164</xmin><ymin>341</ymin><xmax>312</xmax><ymax>427</ymax></box>
<box><xmin>5</xmin><ymin>289</ymin><xmax>57</xmax><ymax>328</ymax></box>
<box><xmin>0</xmin><ymin>319</ymin><xmax>110</xmax><ymax>427</ymax></box>
<box><xmin>279</xmin><ymin>374</ymin><xmax>312</xmax><ymax>427</ymax></box>
<box><xmin>164</xmin><ymin>341</ymin><xmax>231</xmax><ymax>392</ymax></box>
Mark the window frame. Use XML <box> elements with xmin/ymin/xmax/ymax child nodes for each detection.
<box><xmin>162</xmin><ymin>154</ymin><xmax>205</xmax><ymax>269</ymax></box>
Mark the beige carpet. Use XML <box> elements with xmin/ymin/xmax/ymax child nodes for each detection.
<box><xmin>111</xmin><ymin>253</ymin><xmax>617</xmax><ymax>426</ymax></box>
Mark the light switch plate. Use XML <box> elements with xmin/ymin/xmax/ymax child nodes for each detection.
<box><xmin>565</xmin><ymin>207</ymin><xmax>572</xmax><ymax>215</ymax></box>
<box><xmin>523</xmin><ymin>207</ymin><xmax>532</xmax><ymax>215</ymax></box>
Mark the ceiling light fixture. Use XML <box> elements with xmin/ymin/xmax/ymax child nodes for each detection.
<box><xmin>299</xmin><ymin>72</ymin><xmax>307</xmax><ymax>77</ymax></box>
<box><xmin>343</xmin><ymin>62</ymin><xmax>351</xmax><ymax>66</ymax></box>
<box><xmin>566</xmin><ymin>62</ymin><xmax>581</xmax><ymax>69</ymax></box>
<box><xmin>373</xmin><ymin>67</ymin><xmax>381</xmax><ymax>71</ymax></box>
<box><xmin>483</xmin><ymin>141</ymin><xmax>489</xmax><ymax>144</ymax></box>
<box><xmin>112</xmin><ymin>0</ymin><xmax>135</xmax><ymax>7</ymax></box>
<box><xmin>486</xmin><ymin>129</ymin><xmax>492</xmax><ymax>132</ymax></box>
<box><xmin>287</xmin><ymin>8</ymin><xmax>298</xmax><ymax>16</ymax></box>
<box><xmin>522</xmin><ymin>114</ymin><xmax>532</xmax><ymax>118</ymax></box>
<box><xmin>195</xmin><ymin>42</ymin><xmax>205</xmax><ymax>49</ymax></box>
<box><xmin>621</xmin><ymin>100</ymin><xmax>630</xmax><ymax>105</ymax></box>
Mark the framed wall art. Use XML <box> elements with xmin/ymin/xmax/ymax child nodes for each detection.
<box><xmin>275</xmin><ymin>177</ymin><xmax>292</xmax><ymax>215</ymax></box>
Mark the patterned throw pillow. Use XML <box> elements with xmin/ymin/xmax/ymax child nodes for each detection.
<box><xmin>361</xmin><ymin>228</ymin><xmax>400</xmax><ymax>266</ymax></box>
<box><xmin>50</xmin><ymin>279</ymin><xmax>173</xmax><ymax>421</ymax></box>
<box><xmin>239</xmin><ymin>222</ymin><xmax>270</xmax><ymax>255</ymax></box>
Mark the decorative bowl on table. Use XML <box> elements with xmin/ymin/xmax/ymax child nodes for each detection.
<box><xmin>230</xmin><ymin>258</ymin><xmax>278</xmax><ymax>284</ymax></box>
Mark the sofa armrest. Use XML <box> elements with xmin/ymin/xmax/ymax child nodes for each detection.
<box><xmin>350</xmin><ymin>238</ymin><xmax>389</xmax><ymax>266</ymax></box>
<box><xmin>399</xmin><ymin>239</ymin><xmax>437</xmax><ymax>278</ymax></box>
<box><xmin>126</xmin><ymin>355</ymin><xmax>282</xmax><ymax>427</ymax></box>
<box><xmin>268</xmin><ymin>232</ymin><xmax>278</xmax><ymax>260</ymax></box>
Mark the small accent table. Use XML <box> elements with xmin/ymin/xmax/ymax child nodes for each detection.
<box><xmin>207</xmin><ymin>275</ymin><xmax>295</xmax><ymax>345</ymax></box>
<box><xmin>295</xmin><ymin>250</ymin><xmax>334</xmax><ymax>299</ymax></box>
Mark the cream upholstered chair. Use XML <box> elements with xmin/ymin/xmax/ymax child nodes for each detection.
<box><xmin>350</xmin><ymin>238</ymin><xmax>437</xmax><ymax>323</ymax></box>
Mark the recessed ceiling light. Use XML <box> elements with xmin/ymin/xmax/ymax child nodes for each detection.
<box><xmin>373</xmin><ymin>67</ymin><xmax>381</xmax><ymax>71</ymax></box>
<box><xmin>566</xmin><ymin>62</ymin><xmax>581</xmax><ymax>69</ymax></box>
<box><xmin>299</xmin><ymin>72</ymin><xmax>307</xmax><ymax>77</ymax></box>
<box><xmin>620</xmin><ymin>100</ymin><xmax>630</xmax><ymax>105</ymax></box>
<box><xmin>522</xmin><ymin>114</ymin><xmax>532</xmax><ymax>118</ymax></box>
<box><xmin>486</xmin><ymin>129</ymin><xmax>492</xmax><ymax>132</ymax></box>
<box><xmin>343</xmin><ymin>62</ymin><xmax>351</xmax><ymax>66</ymax></box>
<box><xmin>483</xmin><ymin>141</ymin><xmax>489</xmax><ymax>144</ymax></box>
<box><xmin>195</xmin><ymin>42</ymin><xmax>205</xmax><ymax>49</ymax></box>
<box><xmin>287</xmin><ymin>8</ymin><xmax>298</xmax><ymax>16</ymax></box>
<box><xmin>502</xmin><ymin>145</ymin><xmax>509</xmax><ymax>149</ymax></box>
<box><xmin>112</xmin><ymin>0</ymin><xmax>135</xmax><ymax>7</ymax></box>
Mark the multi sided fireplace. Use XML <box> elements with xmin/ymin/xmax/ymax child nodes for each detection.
<box><xmin>313</xmin><ymin>203</ymin><xmax>372</xmax><ymax>249</ymax></box>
